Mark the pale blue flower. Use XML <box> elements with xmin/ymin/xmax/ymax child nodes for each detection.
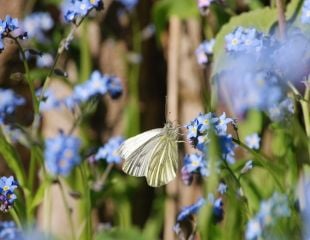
<box><xmin>245</xmin><ymin>133</ymin><xmax>260</xmax><ymax>150</ymax></box>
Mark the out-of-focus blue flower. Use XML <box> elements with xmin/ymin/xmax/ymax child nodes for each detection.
<box><xmin>207</xmin><ymin>193</ymin><xmax>224</xmax><ymax>223</ymax></box>
<box><xmin>106</xmin><ymin>76</ymin><xmax>123</xmax><ymax>99</ymax></box>
<box><xmin>116</xmin><ymin>0</ymin><xmax>139</xmax><ymax>10</ymax></box>
<box><xmin>22</xmin><ymin>12</ymin><xmax>53</xmax><ymax>42</ymax></box>
<box><xmin>0</xmin><ymin>89</ymin><xmax>25</xmax><ymax>123</ymax></box>
<box><xmin>66</xmin><ymin>71</ymin><xmax>123</xmax><ymax>108</ymax></box>
<box><xmin>218</xmin><ymin>70</ymin><xmax>285</xmax><ymax>116</ymax></box>
<box><xmin>267</xmin><ymin>97</ymin><xmax>294</xmax><ymax>122</ymax></box>
<box><xmin>0</xmin><ymin>176</ymin><xmax>18</xmax><ymax>212</ymax></box>
<box><xmin>95</xmin><ymin>136</ymin><xmax>124</xmax><ymax>164</ymax></box>
<box><xmin>44</xmin><ymin>133</ymin><xmax>81</xmax><ymax>176</ymax></box>
<box><xmin>245</xmin><ymin>133</ymin><xmax>260</xmax><ymax>150</ymax></box>
<box><xmin>36</xmin><ymin>53</ymin><xmax>54</xmax><ymax>68</ymax></box>
<box><xmin>37</xmin><ymin>88</ymin><xmax>60</xmax><ymax>112</ymax></box>
<box><xmin>0</xmin><ymin>20</ymin><xmax>6</xmax><ymax>35</ymax></box>
<box><xmin>219</xmin><ymin>135</ymin><xmax>235</xmax><ymax>164</ymax></box>
<box><xmin>301</xmin><ymin>0</ymin><xmax>310</xmax><ymax>24</ymax></box>
<box><xmin>245</xmin><ymin>192</ymin><xmax>291</xmax><ymax>240</ymax></box>
<box><xmin>62</xmin><ymin>0</ymin><xmax>103</xmax><ymax>23</ymax></box>
<box><xmin>195</xmin><ymin>39</ymin><xmax>215</xmax><ymax>65</ymax></box>
<box><xmin>176</xmin><ymin>197</ymin><xmax>206</xmax><ymax>222</ymax></box>
<box><xmin>217</xmin><ymin>182</ymin><xmax>227</xmax><ymax>195</ymax></box>
<box><xmin>225</xmin><ymin>27</ymin><xmax>264</xmax><ymax>53</ymax></box>
<box><xmin>196</xmin><ymin>112</ymin><xmax>218</xmax><ymax>132</ymax></box>
<box><xmin>0</xmin><ymin>221</ymin><xmax>23</xmax><ymax>240</ymax></box>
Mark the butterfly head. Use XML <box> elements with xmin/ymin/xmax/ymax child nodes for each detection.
<box><xmin>163</xmin><ymin>121</ymin><xmax>179</xmax><ymax>140</ymax></box>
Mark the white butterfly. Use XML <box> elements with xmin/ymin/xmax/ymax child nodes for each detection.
<box><xmin>117</xmin><ymin>121</ymin><xmax>179</xmax><ymax>187</ymax></box>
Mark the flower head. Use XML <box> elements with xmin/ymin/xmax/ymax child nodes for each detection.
<box><xmin>0</xmin><ymin>221</ymin><xmax>23</xmax><ymax>240</ymax></box>
<box><xmin>245</xmin><ymin>133</ymin><xmax>260</xmax><ymax>150</ymax></box>
<box><xmin>0</xmin><ymin>176</ymin><xmax>18</xmax><ymax>212</ymax></box>
<box><xmin>44</xmin><ymin>133</ymin><xmax>81</xmax><ymax>176</ymax></box>
<box><xmin>95</xmin><ymin>136</ymin><xmax>124</xmax><ymax>164</ymax></box>
<box><xmin>176</xmin><ymin>197</ymin><xmax>206</xmax><ymax>222</ymax></box>
<box><xmin>195</xmin><ymin>39</ymin><xmax>215</xmax><ymax>65</ymax></box>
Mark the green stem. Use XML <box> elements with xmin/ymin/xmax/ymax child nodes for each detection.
<box><xmin>79</xmin><ymin>165</ymin><xmax>92</xmax><ymax>240</ymax></box>
<box><xmin>301</xmin><ymin>83</ymin><xmax>310</xmax><ymax>160</ymax></box>
<box><xmin>58</xmin><ymin>179</ymin><xmax>76</xmax><ymax>240</ymax></box>
<box><xmin>11</xmin><ymin>206</ymin><xmax>22</xmax><ymax>228</ymax></box>
<box><xmin>13</xmin><ymin>38</ymin><xmax>39</xmax><ymax>114</ymax></box>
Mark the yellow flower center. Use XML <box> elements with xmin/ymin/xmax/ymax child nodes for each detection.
<box><xmin>232</xmin><ymin>38</ymin><xmax>238</xmax><ymax>46</ymax></box>
<box><xmin>3</xmin><ymin>186</ymin><xmax>9</xmax><ymax>191</ymax></box>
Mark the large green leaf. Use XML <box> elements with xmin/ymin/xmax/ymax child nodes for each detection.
<box><xmin>212</xmin><ymin>7</ymin><xmax>278</xmax><ymax>77</ymax></box>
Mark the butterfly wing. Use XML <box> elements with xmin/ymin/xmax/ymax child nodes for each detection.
<box><xmin>146</xmin><ymin>136</ymin><xmax>178</xmax><ymax>187</ymax></box>
<box><xmin>118</xmin><ymin>128</ymin><xmax>162</xmax><ymax>177</ymax></box>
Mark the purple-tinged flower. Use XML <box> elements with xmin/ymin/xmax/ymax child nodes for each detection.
<box><xmin>301</xmin><ymin>0</ymin><xmax>310</xmax><ymax>24</ymax></box>
<box><xmin>0</xmin><ymin>176</ymin><xmax>18</xmax><ymax>212</ymax></box>
<box><xmin>95</xmin><ymin>136</ymin><xmax>124</xmax><ymax>164</ymax></box>
<box><xmin>44</xmin><ymin>133</ymin><xmax>81</xmax><ymax>176</ymax></box>
<box><xmin>180</xmin><ymin>167</ymin><xmax>193</xmax><ymax>186</ymax></box>
<box><xmin>0</xmin><ymin>89</ymin><xmax>25</xmax><ymax>123</ymax></box>
<box><xmin>245</xmin><ymin>133</ymin><xmax>260</xmax><ymax>150</ymax></box>
<box><xmin>195</xmin><ymin>39</ymin><xmax>215</xmax><ymax>65</ymax></box>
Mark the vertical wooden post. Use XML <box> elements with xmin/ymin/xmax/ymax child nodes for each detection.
<box><xmin>164</xmin><ymin>16</ymin><xmax>181</xmax><ymax>240</ymax></box>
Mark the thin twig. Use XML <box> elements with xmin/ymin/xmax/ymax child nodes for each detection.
<box><xmin>276</xmin><ymin>0</ymin><xmax>286</xmax><ymax>39</ymax></box>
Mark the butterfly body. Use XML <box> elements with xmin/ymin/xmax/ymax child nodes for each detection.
<box><xmin>118</xmin><ymin>122</ymin><xmax>179</xmax><ymax>187</ymax></box>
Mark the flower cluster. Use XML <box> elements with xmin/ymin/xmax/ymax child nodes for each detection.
<box><xmin>95</xmin><ymin>136</ymin><xmax>124</xmax><ymax>164</ymax></box>
<box><xmin>195</xmin><ymin>39</ymin><xmax>215</xmax><ymax>65</ymax></box>
<box><xmin>44</xmin><ymin>133</ymin><xmax>81</xmax><ymax>176</ymax></box>
<box><xmin>185</xmin><ymin>112</ymin><xmax>235</xmax><ymax>162</ymax></box>
<box><xmin>0</xmin><ymin>89</ymin><xmax>25</xmax><ymax>124</ymax></box>
<box><xmin>301</xmin><ymin>0</ymin><xmax>310</xmax><ymax>24</ymax></box>
<box><xmin>225</xmin><ymin>27</ymin><xmax>266</xmax><ymax>54</ymax></box>
<box><xmin>245</xmin><ymin>192</ymin><xmax>291</xmax><ymax>240</ymax></box>
<box><xmin>62</xmin><ymin>0</ymin><xmax>104</xmax><ymax>23</ymax></box>
<box><xmin>65</xmin><ymin>71</ymin><xmax>123</xmax><ymax>108</ymax></box>
<box><xmin>0</xmin><ymin>176</ymin><xmax>18</xmax><ymax>212</ymax></box>
<box><xmin>0</xmin><ymin>221</ymin><xmax>23</xmax><ymax>240</ymax></box>
<box><xmin>22</xmin><ymin>12</ymin><xmax>54</xmax><ymax>43</ymax></box>
<box><xmin>0</xmin><ymin>16</ymin><xmax>27</xmax><ymax>52</ymax></box>
<box><xmin>38</xmin><ymin>71</ymin><xmax>123</xmax><ymax>112</ymax></box>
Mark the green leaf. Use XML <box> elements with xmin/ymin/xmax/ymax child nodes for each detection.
<box><xmin>238</xmin><ymin>110</ymin><xmax>263</xmax><ymax>140</ymax></box>
<box><xmin>286</xmin><ymin>0</ymin><xmax>303</xmax><ymax>21</ymax></box>
<box><xmin>152</xmin><ymin>0</ymin><xmax>199</xmax><ymax>42</ymax></box>
<box><xmin>95</xmin><ymin>228</ymin><xmax>145</xmax><ymax>240</ymax></box>
<box><xmin>0</xmin><ymin>131</ymin><xmax>26</xmax><ymax>187</ymax></box>
<box><xmin>212</xmin><ymin>7</ymin><xmax>278</xmax><ymax>77</ymax></box>
<box><xmin>30</xmin><ymin>179</ymin><xmax>51</xmax><ymax>211</ymax></box>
